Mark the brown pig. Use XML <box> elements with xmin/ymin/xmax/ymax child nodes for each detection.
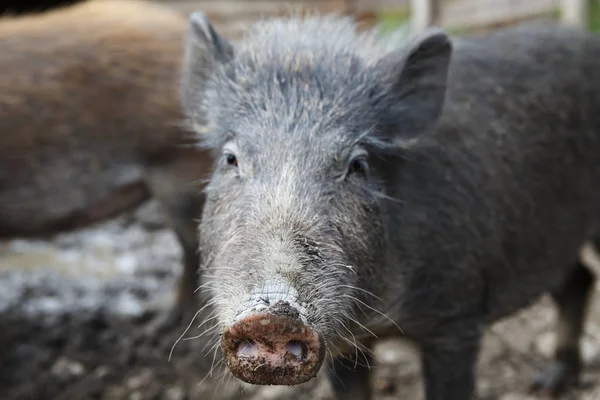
<box><xmin>0</xmin><ymin>0</ymin><xmax>211</xmax><ymax>327</ymax></box>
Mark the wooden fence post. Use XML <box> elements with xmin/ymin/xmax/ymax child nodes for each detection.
<box><xmin>560</xmin><ymin>0</ymin><xmax>589</xmax><ymax>28</ymax></box>
<box><xmin>411</xmin><ymin>0</ymin><xmax>440</xmax><ymax>32</ymax></box>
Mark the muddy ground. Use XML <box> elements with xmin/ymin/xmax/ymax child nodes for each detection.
<box><xmin>2</xmin><ymin>200</ymin><xmax>600</xmax><ymax>400</ymax></box>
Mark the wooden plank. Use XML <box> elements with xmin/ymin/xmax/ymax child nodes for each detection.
<box><xmin>354</xmin><ymin>0</ymin><xmax>410</xmax><ymax>8</ymax></box>
<box><xmin>155</xmin><ymin>0</ymin><xmax>350</xmax><ymax>17</ymax></box>
<box><xmin>441</xmin><ymin>0</ymin><xmax>557</xmax><ymax>30</ymax></box>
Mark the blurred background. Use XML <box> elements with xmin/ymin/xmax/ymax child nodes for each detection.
<box><xmin>2</xmin><ymin>1</ymin><xmax>600</xmax><ymax>400</ymax></box>
<box><xmin>2</xmin><ymin>0</ymin><xmax>598</xmax><ymax>39</ymax></box>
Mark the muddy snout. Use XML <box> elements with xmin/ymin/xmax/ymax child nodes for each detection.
<box><xmin>221</xmin><ymin>302</ymin><xmax>325</xmax><ymax>385</ymax></box>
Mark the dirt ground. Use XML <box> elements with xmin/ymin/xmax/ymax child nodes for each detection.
<box><xmin>2</xmin><ymin>200</ymin><xmax>600</xmax><ymax>400</ymax></box>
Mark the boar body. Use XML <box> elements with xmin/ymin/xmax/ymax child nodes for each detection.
<box><xmin>182</xmin><ymin>14</ymin><xmax>600</xmax><ymax>399</ymax></box>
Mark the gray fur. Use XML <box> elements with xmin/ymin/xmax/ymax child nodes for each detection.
<box><xmin>182</xmin><ymin>13</ymin><xmax>600</xmax><ymax>400</ymax></box>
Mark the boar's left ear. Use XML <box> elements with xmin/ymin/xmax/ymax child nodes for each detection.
<box><xmin>374</xmin><ymin>28</ymin><xmax>452</xmax><ymax>147</ymax></box>
<box><xmin>180</xmin><ymin>12</ymin><xmax>234</xmax><ymax>117</ymax></box>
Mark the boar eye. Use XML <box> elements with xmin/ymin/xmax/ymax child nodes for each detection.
<box><xmin>347</xmin><ymin>156</ymin><xmax>369</xmax><ymax>178</ymax></box>
<box><xmin>224</xmin><ymin>152</ymin><xmax>238</xmax><ymax>167</ymax></box>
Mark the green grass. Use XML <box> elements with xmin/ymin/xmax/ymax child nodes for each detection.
<box><xmin>376</xmin><ymin>8</ymin><xmax>470</xmax><ymax>37</ymax></box>
<box><xmin>376</xmin><ymin>9</ymin><xmax>411</xmax><ymax>34</ymax></box>
<box><xmin>590</xmin><ymin>0</ymin><xmax>600</xmax><ymax>33</ymax></box>
<box><xmin>552</xmin><ymin>1</ymin><xmax>600</xmax><ymax>34</ymax></box>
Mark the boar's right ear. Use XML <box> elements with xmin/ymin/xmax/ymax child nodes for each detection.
<box><xmin>180</xmin><ymin>12</ymin><xmax>234</xmax><ymax>116</ymax></box>
<box><xmin>374</xmin><ymin>28</ymin><xmax>452</xmax><ymax>148</ymax></box>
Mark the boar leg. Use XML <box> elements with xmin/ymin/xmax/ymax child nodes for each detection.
<box><xmin>143</xmin><ymin>150</ymin><xmax>208</xmax><ymax>330</ymax></box>
<box><xmin>420</xmin><ymin>325</ymin><xmax>482</xmax><ymax>400</ymax></box>
<box><xmin>328</xmin><ymin>351</ymin><xmax>374</xmax><ymax>400</ymax></box>
<box><xmin>531</xmin><ymin>260</ymin><xmax>595</xmax><ymax>397</ymax></box>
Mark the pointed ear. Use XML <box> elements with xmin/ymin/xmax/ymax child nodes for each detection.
<box><xmin>374</xmin><ymin>28</ymin><xmax>452</xmax><ymax>147</ymax></box>
<box><xmin>180</xmin><ymin>12</ymin><xmax>234</xmax><ymax>116</ymax></box>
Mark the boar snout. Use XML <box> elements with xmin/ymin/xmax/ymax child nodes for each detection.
<box><xmin>221</xmin><ymin>300</ymin><xmax>325</xmax><ymax>385</ymax></box>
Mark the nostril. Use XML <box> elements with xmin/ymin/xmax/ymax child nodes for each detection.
<box><xmin>286</xmin><ymin>340</ymin><xmax>305</xmax><ymax>360</ymax></box>
<box><xmin>236</xmin><ymin>339</ymin><xmax>258</xmax><ymax>358</ymax></box>
<box><xmin>222</xmin><ymin>312</ymin><xmax>325</xmax><ymax>385</ymax></box>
